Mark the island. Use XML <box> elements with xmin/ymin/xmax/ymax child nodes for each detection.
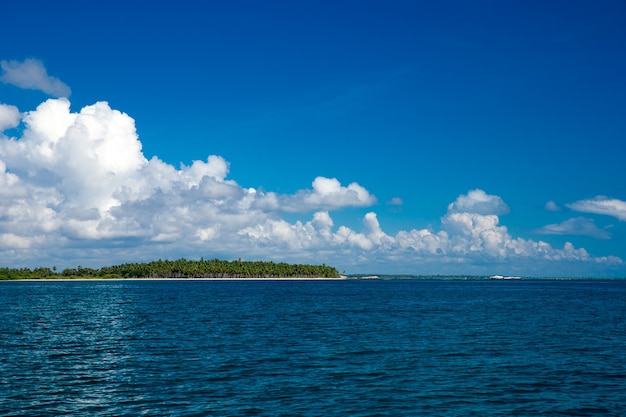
<box><xmin>0</xmin><ymin>258</ymin><xmax>340</xmax><ymax>280</ymax></box>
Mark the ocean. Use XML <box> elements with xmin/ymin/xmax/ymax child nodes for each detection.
<box><xmin>1</xmin><ymin>279</ymin><xmax>625</xmax><ymax>416</ymax></box>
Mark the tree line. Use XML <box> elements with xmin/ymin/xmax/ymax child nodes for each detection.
<box><xmin>0</xmin><ymin>258</ymin><xmax>340</xmax><ymax>280</ymax></box>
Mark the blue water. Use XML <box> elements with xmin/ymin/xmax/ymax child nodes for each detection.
<box><xmin>1</xmin><ymin>279</ymin><xmax>625</xmax><ymax>416</ymax></box>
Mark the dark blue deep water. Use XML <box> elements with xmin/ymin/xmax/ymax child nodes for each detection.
<box><xmin>1</xmin><ymin>279</ymin><xmax>625</xmax><ymax>416</ymax></box>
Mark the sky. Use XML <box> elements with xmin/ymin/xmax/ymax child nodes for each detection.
<box><xmin>1</xmin><ymin>0</ymin><xmax>625</xmax><ymax>277</ymax></box>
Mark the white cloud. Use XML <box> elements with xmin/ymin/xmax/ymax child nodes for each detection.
<box><xmin>1</xmin><ymin>58</ymin><xmax>71</xmax><ymax>97</ymax></box>
<box><xmin>545</xmin><ymin>200</ymin><xmax>561</xmax><ymax>211</ymax></box>
<box><xmin>1</xmin><ymin>98</ymin><xmax>146</xmax><ymax>213</ymax></box>
<box><xmin>239</xmin><ymin>191</ymin><xmax>620</xmax><ymax>272</ymax></box>
<box><xmin>535</xmin><ymin>217</ymin><xmax>610</xmax><ymax>239</ymax></box>
<box><xmin>256</xmin><ymin>176</ymin><xmax>377</xmax><ymax>213</ymax></box>
<box><xmin>0</xmin><ymin>98</ymin><xmax>378</xmax><ymax>251</ymax></box>
<box><xmin>387</xmin><ymin>197</ymin><xmax>403</xmax><ymax>205</ymax></box>
<box><xmin>447</xmin><ymin>189</ymin><xmax>509</xmax><ymax>215</ymax></box>
<box><xmin>0</xmin><ymin>97</ymin><xmax>622</xmax><ymax>276</ymax></box>
<box><xmin>308</xmin><ymin>176</ymin><xmax>376</xmax><ymax>207</ymax></box>
<box><xmin>567</xmin><ymin>197</ymin><xmax>626</xmax><ymax>221</ymax></box>
<box><xmin>0</xmin><ymin>104</ymin><xmax>20</xmax><ymax>131</ymax></box>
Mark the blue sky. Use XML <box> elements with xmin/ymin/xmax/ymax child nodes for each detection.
<box><xmin>1</xmin><ymin>0</ymin><xmax>625</xmax><ymax>277</ymax></box>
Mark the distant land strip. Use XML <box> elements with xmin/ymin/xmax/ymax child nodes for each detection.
<box><xmin>0</xmin><ymin>258</ymin><xmax>340</xmax><ymax>280</ymax></box>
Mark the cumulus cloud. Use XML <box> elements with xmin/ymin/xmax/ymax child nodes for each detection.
<box><xmin>0</xmin><ymin>98</ymin><xmax>377</xmax><ymax>253</ymax></box>
<box><xmin>535</xmin><ymin>217</ymin><xmax>611</xmax><ymax>240</ymax></box>
<box><xmin>307</xmin><ymin>176</ymin><xmax>376</xmax><ymax>208</ymax></box>
<box><xmin>567</xmin><ymin>197</ymin><xmax>626</xmax><ymax>221</ymax></box>
<box><xmin>447</xmin><ymin>189</ymin><xmax>510</xmax><ymax>215</ymax></box>
<box><xmin>255</xmin><ymin>176</ymin><xmax>377</xmax><ymax>213</ymax></box>
<box><xmin>0</xmin><ymin>96</ymin><xmax>621</xmax><ymax>275</ymax></box>
<box><xmin>1</xmin><ymin>58</ymin><xmax>71</xmax><ymax>97</ymax></box>
<box><xmin>240</xmin><ymin>189</ymin><xmax>620</xmax><ymax>270</ymax></box>
<box><xmin>0</xmin><ymin>104</ymin><xmax>20</xmax><ymax>131</ymax></box>
<box><xmin>387</xmin><ymin>197</ymin><xmax>403</xmax><ymax>206</ymax></box>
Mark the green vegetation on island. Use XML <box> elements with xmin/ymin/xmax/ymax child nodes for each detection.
<box><xmin>0</xmin><ymin>258</ymin><xmax>340</xmax><ymax>280</ymax></box>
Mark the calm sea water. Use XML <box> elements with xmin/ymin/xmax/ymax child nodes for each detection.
<box><xmin>1</xmin><ymin>279</ymin><xmax>625</xmax><ymax>416</ymax></box>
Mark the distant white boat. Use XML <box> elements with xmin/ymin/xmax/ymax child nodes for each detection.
<box><xmin>489</xmin><ymin>275</ymin><xmax>522</xmax><ymax>280</ymax></box>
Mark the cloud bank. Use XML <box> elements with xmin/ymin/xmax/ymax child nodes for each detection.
<box><xmin>0</xmin><ymin>96</ymin><xmax>622</xmax><ymax>275</ymax></box>
<box><xmin>1</xmin><ymin>58</ymin><xmax>71</xmax><ymax>97</ymax></box>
